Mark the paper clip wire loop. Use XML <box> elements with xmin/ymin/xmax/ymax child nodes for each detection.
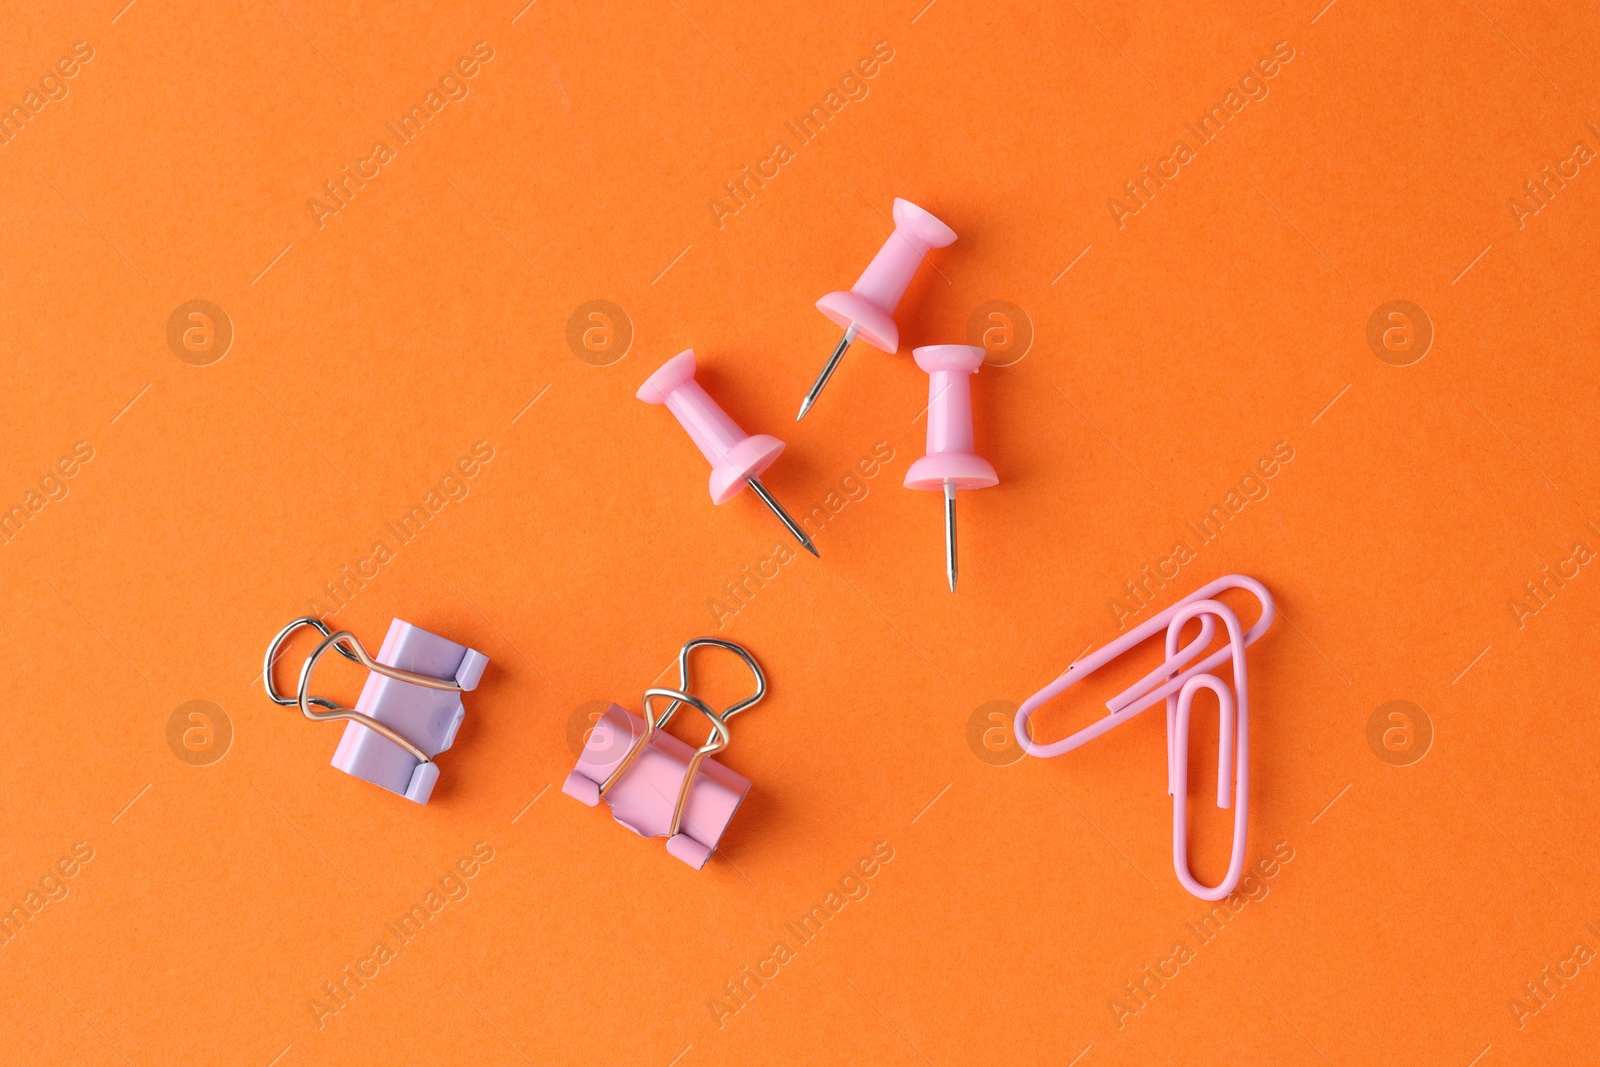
<box><xmin>263</xmin><ymin>617</ymin><xmax>466</xmax><ymax>766</ymax></box>
<box><xmin>1013</xmin><ymin>575</ymin><xmax>1274</xmax><ymax>900</ymax></box>
<box><xmin>598</xmin><ymin>637</ymin><xmax>766</xmax><ymax>841</ymax></box>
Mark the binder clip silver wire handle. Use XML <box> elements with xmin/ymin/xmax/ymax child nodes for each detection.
<box><xmin>652</xmin><ymin>637</ymin><xmax>766</xmax><ymax>726</ymax></box>
<box><xmin>264</xmin><ymin>617</ymin><xmax>466</xmax><ymax>765</ymax></box>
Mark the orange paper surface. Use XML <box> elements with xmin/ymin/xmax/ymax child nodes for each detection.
<box><xmin>3</xmin><ymin>1</ymin><xmax>1599</xmax><ymax>1064</ymax></box>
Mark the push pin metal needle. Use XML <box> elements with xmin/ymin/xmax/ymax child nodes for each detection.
<box><xmin>797</xmin><ymin>325</ymin><xmax>856</xmax><ymax>421</ymax></box>
<box><xmin>904</xmin><ymin>346</ymin><xmax>997</xmax><ymax>591</ymax></box>
<box><xmin>944</xmin><ymin>482</ymin><xmax>958</xmax><ymax>592</ymax></box>
<box><xmin>801</xmin><ymin>198</ymin><xmax>957</xmax><ymax>420</ymax></box>
<box><xmin>639</xmin><ymin>350</ymin><xmax>819</xmax><ymax>557</ymax></box>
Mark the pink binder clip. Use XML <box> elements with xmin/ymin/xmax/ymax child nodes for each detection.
<box><xmin>1013</xmin><ymin>576</ymin><xmax>1275</xmax><ymax>900</ymax></box>
<box><xmin>799</xmin><ymin>197</ymin><xmax>957</xmax><ymax>419</ymax></box>
<box><xmin>265</xmin><ymin>617</ymin><xmax>489</xmax><ymax>804</ymax></box>
<box><xmin>563</xmin><ymin>638</ymin><xmax>765</xmax><ymax>870</ymax></box>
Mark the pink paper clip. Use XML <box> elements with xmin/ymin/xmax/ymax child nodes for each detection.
<box><xmin>265</xmin><ymin>617</ymin><xmax>489</xmax><ymax>804</ymax></box>
<box><xmin>563</xmin><ymin>638</ymin><xmax>765</xmax><ymax>870</ymax></box>
<box><xmin>1013</xmin><ymin>575</ymin><xmax>1275</xmax><ymax>900</ymax></box>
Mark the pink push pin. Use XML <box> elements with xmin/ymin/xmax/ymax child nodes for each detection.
<box><xmin>904</xmin><ymin>345</ymin><xmax>997</xmax><ymax>591</ymax></box>
<box><xmin>799</xmin><ymin>197</ymin><xmax>958</xmax><ymax>420</ymax></box>
<box><xmin>639</xmin><ymin>350</ymin><xmax>818</xmax><ymax>557</ymax></box>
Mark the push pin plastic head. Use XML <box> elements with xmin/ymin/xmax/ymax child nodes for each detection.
<box><xmin>639</xmin><ymin>350</ymin><xmax>819</xmax><ymax>557</ymax></box>
<box><xmin>903</xmin><ymin>345</ymin><xmax>997</xmax><ymax>591</ymax></box>
<box><xmin>264</xmin><ymin>617</ymin><xmax>488</xmax><ymax>804</ymax></box>
<box><xmin>800</xmin><ymin>198</ymin><xmax>957</xmax><ymax>419</ymax></box>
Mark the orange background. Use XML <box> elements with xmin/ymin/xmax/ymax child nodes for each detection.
<box><xmin>3</xmin><ymin>0</ymin><xmax>1599</xmax><ymax>1063</ymax></box>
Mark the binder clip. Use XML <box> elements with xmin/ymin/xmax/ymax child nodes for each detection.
<box><xmin>563</xmin><ymin>638</ymin><xmax>765</xmax><ymax>869</ymax></box>
<box><xmin>1013</xmin><ymin>575</ymin><xmax>1275</xmax><ymax>900</ymax></box>
<box><xmin>264</xmin><ymin>617</ymin><xmax>489</xmax><ymax>804</ymax></box>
